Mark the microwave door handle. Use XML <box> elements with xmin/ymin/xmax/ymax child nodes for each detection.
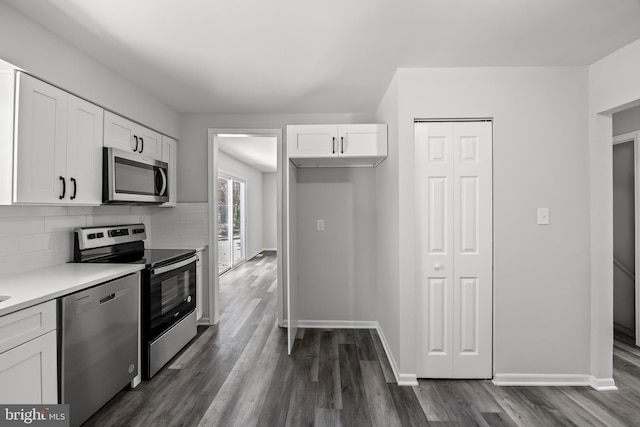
<box><xmin>159</xmin><ymin>168</ymin><xmax>167</xmax><ymax>197</ymax></box>
<box><xmin>151</xmin><ymin>255</ymin><xmax>197</xmax><ymax>275</ymax></box>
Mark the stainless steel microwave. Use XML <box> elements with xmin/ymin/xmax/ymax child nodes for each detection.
<box><xmin>103</xmin><ymin>147</ymin><xmax>169</xmax><ymax>204</ymax></box>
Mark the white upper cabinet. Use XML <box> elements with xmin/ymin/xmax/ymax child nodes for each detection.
<box><xmin>0</xmin><ymin>71</ymin><xmax>104</xmax><ymax>205</ymax></box>
<box><xmin>287</xmin><ymin>125</ymin><xmax>338</xmax><ymax>158</ymax></box>
<box><xmin>104</xmin><ymin>111</ymin><xmax>162</xmax><ymax>160</ymax></box>
<box><xmin>65</xmin><ymin>95</ymin><xmax>104</xmax><ymax>205</ymax></box>
<box><xmin>287</xmin><ymin>124</ymin><xmax>387</xmax><ymax>167</ymax></box>
<box><xmin>161</xmin><ymin>135</ymin><xmax>177</xmax><ymax>207</ymax></box>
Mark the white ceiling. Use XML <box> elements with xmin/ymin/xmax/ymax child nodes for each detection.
<box><xmin>5</xmin><ymin>0</ymin><xmax>640</xmax><ymax>114</ymax></box>
<box><xmin>218</xmin><ymin>136</ymin><xmax>277</xmax><ymax>173</ymax></box>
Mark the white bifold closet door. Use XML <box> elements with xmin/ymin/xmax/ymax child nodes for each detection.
<box><xmin>415</xmin><ymin>121</ymin><xmax>493</xmax><ymax>379</ymax></box>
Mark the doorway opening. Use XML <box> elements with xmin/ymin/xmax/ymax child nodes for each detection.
<box><xmin>207</xmin><ymin>128</ymin><xmax>284</xmax><ymax>326</ymax></box>
<box><xmin>217</xmin><ymin>173</ymin><xmax>246</xmax><ymax>274</ymax></box>
<box><xmin>612</xmin><ymin>130</ymin><xmax>640</xmax><ymax>346</ymax></box>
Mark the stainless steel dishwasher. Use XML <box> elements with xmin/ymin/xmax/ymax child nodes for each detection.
<box><xmin>59</xmin><ymin>272</ymin><xmax>139</xmax><ymax>427</ymax></box>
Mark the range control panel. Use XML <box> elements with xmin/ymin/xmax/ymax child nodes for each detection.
<box><xmin>75</xmin><ymin>224</ymin><xmax>147</xmax><ymax>250</ymax></box>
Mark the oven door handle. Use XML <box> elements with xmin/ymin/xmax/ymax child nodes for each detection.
<box><xmin>151</xmin><ymin>255</ymin><xmax>197</xmax><ymax>275</ymax></box>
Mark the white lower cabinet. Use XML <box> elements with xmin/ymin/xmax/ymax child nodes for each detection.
<box><xmin>0</xmin><ymin>331</ymin><xmax>57</xmax><ymax>404</ymax></box>
<box><xmin>0</xmin><ymin>300</ymin><xmax>58</xmax><ymax>404</ymax></box>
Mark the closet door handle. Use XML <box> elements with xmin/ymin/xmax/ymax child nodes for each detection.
<box><xmin>70</xmin><ymin>177</ymin><xmax>77</xmax><ymax>200</ymax></box>
<box><xmin>139</xmin><ymin>137</ymin><xmax>144</xmax><ymax>153</ymax></box>
<box><xmin>341</xmin><ymin>136</ymin><xmax>344</xmax><ymax>154</ymax></box>
<box><xmin>59</xmin><ymin>176</ymin><xmax>66</xmax><ymax>200</ymax></box>
<box><xmin>332</xmin><ymin>137</ymin><xmax>336</xmax><ymax>154</ymax></box>
<box><xmin>133</xmin><ymin>135</ymin><xmax>139</xmax><ymax>152</ymax></box>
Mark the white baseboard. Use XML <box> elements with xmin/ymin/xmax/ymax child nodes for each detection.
<box><xmin>261</xmin><ymin>248</ymin><xmax>277</xmax><ymax>252</ymax></box>
<box><xmin>590</xmin><ymin>376</ymin><xmax>618</xmax><ymax>391</ymax></box>
<box><xmin>298</xmin><ymin>319</ymin><xmax>378</xmax><ymax>329</ymax></box>
<box><xmin>373</xmin><ymin>323</ymin><xmax>418</xmax><ymax>386</ymax></box>
<box><xmin>493</xmin><ymin>373</ymin><xmax>593</xmax><ymax>387</ymax></box>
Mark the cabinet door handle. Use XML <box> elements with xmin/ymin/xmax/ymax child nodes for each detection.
<box><xmin>133</xmin><ymin>135</ymin><xmax>139</xmax><ymax>152</ymax></box>
<box><xmin>59</xmin><ymin>176</ymin><xmax>66</xmax><ymax>200</ymax></box>
<box><xmin>341</xmin><ymin>136</ymin><xmax>344</xmax><ymax>154</ymax></box>
<box><xmin>140</xmin><ymin>137</ymin><xmax>144</xmax><ymax>153</ymax></box>
<box><xmin>70</xmin><ymin>177</ymin><xmax>77</xmax><ymax>200</ymax></box>
<box><xmin>332</xmin><ymin>137</ymin><xmax>336</xmax><ymax>154</ymax></box>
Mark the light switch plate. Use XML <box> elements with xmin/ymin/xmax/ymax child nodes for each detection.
<box><xmin>317</xmin><ymin>219</ymin><xmax>325</xmax><ymax>231</ymax></box>
<box><xmin>537</xmin><ymin>208</ymin><xmax>549</xmax><ymax>225</ymax></box>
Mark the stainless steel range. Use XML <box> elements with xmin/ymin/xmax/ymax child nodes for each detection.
<box><xmin>73</xmin><ymin>223</ymin><xmax>197</xmax><ymax>379</ymax></box>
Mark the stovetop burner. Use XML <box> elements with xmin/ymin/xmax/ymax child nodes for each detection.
<box><xmin>73</xmin><ymin>224</ymin><xmax>195</xmax><ymax>268</ymax></box>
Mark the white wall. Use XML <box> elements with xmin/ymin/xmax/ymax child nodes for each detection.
<box><xmin>589</xmin><ymin>38</ymin><xmax>640</xmax><ymax>385</ymax></box>
<box><xmin>374</xmin><ymin>74</ymin><xmax>402</xmax><ymax>376</ymax></box>
<box><xmin>178</xmin><ymin>113</ymin><xmax>374</xmax><ymax>203</ymax></box>
<box><xmin>377</xmin><ymin>67</ymin><xmax>591</xmax><ymax>379</ymax></box>
<box><xmin>262</xmin><ymin>173</ymin><xmax>277</xmax><ymax>250</ymax></box>
<box><xmin>218</xmin><ymin>151</ymin><xmax>264</xmax><ymax>259</ymax></box>
<box><xmin>0</xmin><ymin>1</ymin><xmax>180</xmax><ymax>138</ymax></box>
<box><xmin>296</xmin><ymin>168</ymin><xmax>377</xmax><ymax>322</ymax></box>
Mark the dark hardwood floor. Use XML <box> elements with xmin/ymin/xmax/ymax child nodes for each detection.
<box><xmin>86</xmin><ymin>252</ymin><xmax>640</xmax><ymax>426</ymax></box>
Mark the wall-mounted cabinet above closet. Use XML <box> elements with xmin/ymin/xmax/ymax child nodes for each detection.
<box><xmin>287</xmin><ymin>124</ymin><xmax>387</xmax><ymax>167</ymax></box>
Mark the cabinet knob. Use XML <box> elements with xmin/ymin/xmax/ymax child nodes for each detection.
<box><xmin>434</xmin><ymin>263</ymin><xmax>442</xmax><ymax>271</ymax></box>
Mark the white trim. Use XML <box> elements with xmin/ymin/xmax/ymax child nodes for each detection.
<box><xmin>493</xmin><ymin>373</ymin><xmax>592</xmax><ymax>387</ymax></box>
<box><xmin>261</xmin><ymin>248</ymin><xmax>277</xmax><ymax>252</ymax></box>
<box><xmin>612</xmin><ymin>130</ymin><xmax>640</xmax><ymax>347</ymax></box>
<box><xmin>375</xmin><ymin>323</ymin><xmax>418</xmax><ymax>386</ymax></box>
<box><xmin>612</xmin><ymin>131</ymin><xmax>638</xmax><ymax>145</ymax></box>
<box><xmin>590</xmin><ymin>376</ymin><xmax>618</xmax><ymax>391</ymax></box>
<box><xmin>298</xmin><ymin>320</ymin><xmax>378</xmax><ymax>329</ymax></box>
<box><xmin>207</xmin><ymin>128</ymin><xmax>284</xmax><ymax>328</ymax></box>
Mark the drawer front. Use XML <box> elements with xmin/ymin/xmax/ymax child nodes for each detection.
<box><xmin>0</xmin><ymin>300</ymin><xmax>57</xmax><ymax>354</ymax></box>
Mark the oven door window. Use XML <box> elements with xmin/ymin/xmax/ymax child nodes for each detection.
<box><xmin>149</xmin><ymin>261</ymin><xmax>196</xmax><ymax>339</ymax></box>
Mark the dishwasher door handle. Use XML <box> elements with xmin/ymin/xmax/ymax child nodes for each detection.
<box><xmin>100</xmin><ymin>293</ymin><xmax>116</xmax><ymax>304</ymax></box>
<box><xmin>74</xmin><ymin>287</ymin><xmax>133</xmax><ymax>316</ymax></box>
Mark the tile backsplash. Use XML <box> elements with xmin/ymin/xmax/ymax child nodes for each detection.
<box><xmin>149</xmin><ymin>203</ymin><xmax>209</xmax><ymax>248</ymax></box>
<box><xmin>0</xmin><ymin>205</ymin><xmax>153</xmax><ymax>277</ymax></box>
<box><xmin>0</xmin><ymin>203</ymin><xmax>210</xmax><ymax>278</ymax></box>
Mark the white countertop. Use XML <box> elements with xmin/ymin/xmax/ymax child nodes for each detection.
<box><xmin>0</xmin><ymin>263</ymin><xmax>145</xmax><ymax>317</ymax></box>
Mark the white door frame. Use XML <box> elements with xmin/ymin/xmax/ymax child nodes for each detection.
<box><xmin>414</xmin><ymin>119</ymin><xmax>494</xmax><ymax>378</ymax></box>
<box><xmin>613</xmin><ymin>130</ymin><xmax>640</xmax><ymax>346</ymax></box>
<box><xmin>207</xmin><ymin>128</ymin><xmax>284</xmax><ymax>325</ymax></box>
